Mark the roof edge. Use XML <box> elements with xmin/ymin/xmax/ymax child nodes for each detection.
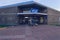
<box><xmin>0</xmin><ymin>1</ymin><xmax>35</xmax><ymax>9</ymax></box>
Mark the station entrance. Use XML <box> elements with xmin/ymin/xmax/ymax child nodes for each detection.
<box><xmin>18</xmin><ymin>14</ymin><xmax>47</xmax><ymax>25</ymax></box>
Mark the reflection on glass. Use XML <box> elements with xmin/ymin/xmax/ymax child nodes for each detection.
<box><xmin>40</xmin><ymin>17</ymin><xmax>44</xmax><ymax>23</ymax></box>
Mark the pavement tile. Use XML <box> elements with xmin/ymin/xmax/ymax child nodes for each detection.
<box><xmin>0</xmin><ymin>25</ymin><xmax>60</xmax><ymax>40</ymax></box>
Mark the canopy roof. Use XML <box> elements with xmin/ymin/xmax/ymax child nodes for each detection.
<box><xmin>0</xmin><ymin>1</ymin><xmax>60</xmax><ymax>12</ymax></box>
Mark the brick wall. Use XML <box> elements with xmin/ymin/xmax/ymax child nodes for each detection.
<box><xmin>47</xmin><ymin>8</ymin><xmax>60</xmax><ymax>25</ymax></box>
<box><xmin>0</xmin><ymin>7</ymin><xmax>18</xmax><ymax>13</ymax></box>
<box><xmin>0</xmin><ymin>14</ymin><xmax>18</xmax><ymax>25</ymax></box>
<box><xmin>0</xmin><ymin>7</ymin><xmax>19</xmax><ymax>25</ymax></box>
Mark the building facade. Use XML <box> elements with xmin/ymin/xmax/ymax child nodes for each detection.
<box><xmin>0</xmin><ymin>1</ymin><xmax>60</xmax><ymax>26</ymax></box>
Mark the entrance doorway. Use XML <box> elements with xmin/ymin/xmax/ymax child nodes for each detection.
<box><xmin>18</xmin><ymin>15</ymin><xmax>47</xmax><ymax>25</ymax></box>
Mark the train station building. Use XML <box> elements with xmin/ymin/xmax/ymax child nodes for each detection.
<box><xmin>0</xmin><ymin>1</ymin><xmax>60</xmax><ymax>26</ymax></box>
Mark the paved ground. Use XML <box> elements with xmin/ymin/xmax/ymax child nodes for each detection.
<box><xmin>0</xmin><ymin>25</ymin><xmax>60</xmax><ymax>40</ymax></box>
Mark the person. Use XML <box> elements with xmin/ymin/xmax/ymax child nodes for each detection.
<box><xmin>28</xmin><ymin>18</ymin><xmax>33</xmax><ymax>26</ymax></box>
<box><xmin>28</xmin><ymin>17</ymin><xmax>38</xmax><ymax>26</ymax></box>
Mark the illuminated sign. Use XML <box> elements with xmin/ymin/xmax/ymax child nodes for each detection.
<box><xmin>30</xmin><ymin>8</ymin><xmax>38</xmax><ymax>13</ymax></box>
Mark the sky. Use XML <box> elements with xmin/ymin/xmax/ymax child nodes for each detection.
<box><xmin>0</xmin><ymin>0</ymin><xmax>60</xmax><ymax>11</ymax></box>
